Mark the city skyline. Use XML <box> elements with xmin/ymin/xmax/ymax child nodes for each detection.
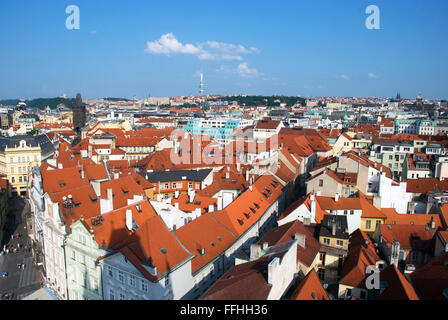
<box><xmin>0</xmin><ymin>0</ymin><xmax>447</xmax><ymax>100</ymax></box>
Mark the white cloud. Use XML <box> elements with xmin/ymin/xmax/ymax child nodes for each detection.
<box><xmin>236</xmin><ymin>62</ymin><xmax>259</xmax><ymax>78</ymax></box>
<box><xmin>368</xmin><ymin>73</ymin><xmax>380</xmax><ymax>79</ymax></box>
<box><xmin>338</xmin><ymin>74</ymin><xmax>350</xmax><ymax>80</ymax></box>
<box><xmin>145</xmin><ymin>33</ymin><xmax>259</xmax><ymax>61</ymax></box>
<box><xmin>145</xmin><ymin>33</ymin><xmax>200</xmax><ymax>55</ymax></box>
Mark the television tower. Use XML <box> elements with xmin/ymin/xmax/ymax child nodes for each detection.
<box><xmin>199</xmin><ymin>72</ymin><xmax>204</xmax><ymax>96</ymax></box>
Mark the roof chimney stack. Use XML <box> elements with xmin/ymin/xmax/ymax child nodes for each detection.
<box><xmin>294</xmin><ymin>233</ymin><xmax>306</xmax><ymax>248</ymax></box>
<box><xmin>334</xmin><ymin>193</ymin><xmax>339</xmax><ymax>202</ymax></box>
<box><xmin>126</xmin><ymin>209</ymin><xmax>133</xmax><ymax>232</ymax></box>
<box><xmin>331</xmin><ymin>219</ymin><xmax>337</xmax><ymax>236</ymax></box>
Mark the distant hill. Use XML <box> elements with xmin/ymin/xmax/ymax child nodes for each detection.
<box><xmin>104</xmin><ymin>97</ymin><xmax>132</xmax><ymax>102</ymax></box>
<box><xmin>208</xmin><ymin>95</ymin><xmax>305</xmax><ymax>107</ymax></box>
<box><xmin>0</xmin><ymin>97</ymin><xmax>77</xmax><ymax>109</ymax></box>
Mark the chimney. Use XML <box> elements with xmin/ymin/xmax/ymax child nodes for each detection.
<box><xmin>331</xmin><ymin>219</ymin><xmax>337</xmax><ymax>236</ymax></box>
<box><xmin>68</xmin><ymin>194</ymin><xmax>73</xmax><ymax>204</ymax></box>
<box><xmin>267</xmin><ymin>257</ymin><xmax>280</xmax><ymax>286</ymax></box>
<box><xmin>294</xmin><ymin>233</ymin><xmax>306</xmax><ymax>248</ymax></box>
<box><xmin>391</xmin><ymin>239</ymin><xmax>400</xmax><ymax>267</ymax></box>
<box><xmin>430</xmin><ymin>216</ymin><xmax>435</xmax><ymax>229</ymax></box>
<box><xmin>174</xmin><ymin>190</ymin><xmax>179</xmax><ymax>199</ymax></box>
<box><xmin>237</xmin><ymin>162</ymin><xmax>241</xmax><ymax>173</ymax></box>
<box><xmin>188</xmin><ymin>189</ymin><xmax>195</xmax><ymax>203</ymax></box>
<box><xmin>334</xmin><ymin>193</ymin><xmax>339</xmax><ymax>202</ymax></box>
<box><xmin>310</xmin><ymin>196</ymin><xmax>316</xmax><ymax>220</ymax></box>
<box><xmin>249</xmin><ymin>185</ymin><xmax>253</xmax><ymax>191</ymax></box>
<box><xmin>250</xmin><ymin>243</ymin><xmax>261</xmax><ymax>261</ymax></box>
<box><xmin>246</xmin><ymin>170</ymin><xmax>249</xmax><ymax>181</ymax></box>
<box><xmin>126</xmin><ymin>209</ymin><xmax>133</xmax><ymax>231</ymax></box>
<box><xmin>226</xmin><ymin>172</ymin><xmax>230</xmax><ymax>179</ymax></box>
<box><xmin>81</xmin><ymin>169</ymin><xmax>85</xmax><ymax>179</ymax></box>
<box><xmin>208</xmin><ymin>204</ymin><xmax>214</xmax><ymax>212</ymax></box>
<box><xmin>58</xmin><ymin>163</ymin><xmax>63</xmax><ymax>169</ymax></box>
<box><xmin>217</xmin><ymin>196</ymin><xmax>223</xmax><ymax>210</ymax></box>
<box><xmin>174</xmin><ymin>202</ymin><xmax>179</xmax><ymax>209</ymax></box>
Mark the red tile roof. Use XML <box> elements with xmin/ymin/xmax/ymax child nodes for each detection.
<box><xmin>410</xmin><ymin>252</ymin><xmax>448</xmax><ymax>300</ymax></box>
<box><xmin>339</xmin><ymin>229</ymin><xmax>382</xmax><ymax>288</ymax></box>
<box><xmin>290</xmin><ymin>269</ymin><xmax>329</xmax><ymax>300</ymax></box>
<box><xmin>378</xmin><ymin>264</ymin><xmax>419</xmax><ymax>300</ymax></box>
<box><xmin>258</xmin><ymin>220</ymin><xmax>321</xmax><ymax>267</ymax></box>
<box><xmin>174</xmin><ymin>214</ymin><xmax>236</xmax><ymax>274</ymax></box>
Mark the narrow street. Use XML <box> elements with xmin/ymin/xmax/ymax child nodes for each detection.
<box><xmin>0</xmin><ymin>196</ymin><xmax>41</xmax><ymax>300</ymax></box>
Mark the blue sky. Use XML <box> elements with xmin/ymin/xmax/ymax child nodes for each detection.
<box><xmin>0</xmin><ymin>0</ymin><xmax>447</xmax><ymax>100</ymax></box>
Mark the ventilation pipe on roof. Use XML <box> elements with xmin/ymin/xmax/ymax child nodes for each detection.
<box><xmin>250</xmin><ymin>243</ymin><xmax>261</xmax><ymax>261</ymax></box>
<box><xmin>188</xmin><ymin>188</ymin><xmax>195</xmax><ymax>203</ymax></box>
<box><xmin>81</xmin><ymin>169</ymin><xmax>85</xmax><ymax>180</ymax></box>
<box><xmin>58</xmin><ymin>163</ymin><xmax>63</xmax><ymax>169</ymax></box>
<box><xmin>334</xmin><ymin>193</ymin><xmax>340</xmax><ymax>202</ymax></box>
<box><xmin>226</xmin><ymin>172</ymin><xmax>230</xmax><ymax>179</ymax></box>
<box><xmin>430</xmin><ymin>216</ymin><xmax>436</xmax><ymax>229</ymax></box>
<box><xmin>294</xmin><ymin>233</ymin><xmax>306</xmax><ymax>248</ymax></box>
<box><xmin>126</xmin><ymin>209</ymin><xmax>133</xmax><ymax>232</ymax></box>
<box><xmin>331</xmin><ymin>220</ymin><xmax>337</xmax><ymax>236</ymax></box>
<box><xmin>267</xmin><ymin>257</ymin><xmax>280</xmax><ymax>286</ymax></box>
<box><xmin>237</xmin><ymin>162</ymin><xmax>241</xmax><ymax>173</ymax></box>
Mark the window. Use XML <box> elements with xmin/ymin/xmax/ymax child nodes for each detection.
<box><xmin>11</xmin><ymin>177</ymin><xmax>15</xmax><ymax>183</ymax></box>
<box><xmin>107</xmin><ymin>266</ymin><xmax>114</xmax><ymax>278</ymax></box>
<box><xmin>366</xmin><ymin>220</ymin><xmax>371</xmax><ymax>229</ymax></box>
<box><xmin>10</xmin><ymin>167</ymin><xmax>14</xmax><ymax>174</ymax></box>
<box><xmin>129</xmin><ymin>275</ymin><xmax>136</xmax><ymax>287</ymax></box>
<box><xmin>81</xmin><ymin>255</ymin><xmax>85</xmax><ymax>265</ymax></box>
<box><xmin>319</xmin><ymin>252</ymin><xmax>326</xmax><ymax>265</ymax></box>
<box><xmin>141</xmin><ymin>280</ymin><xmax>148</xmax><ymax>292</ymax></box>
<box><xmin>71</xmin><ymin>250</ymin><xmax>76</xmax><ymax>261</ymax></box>
<box><xmin>91</xmin><ymin>277</ymin><xmax>99</xmax><ymax>293</ymax></box>
<box><xmin>109</xmin><ymin>289</ymin><xmax>115</xmax><ymax>300</ymax></box>
<box><xmin>336</xmin><ymin>240</ymin><xmax>343</xmax><ymax>246</ymax></box>
<box><xmin>188</xmin><ymin>182</ymin><xmax>193</xmax><ymax>188</ymax></box>
<box><xmin>319</xmin><ymin>179</ymin><xmax>323</xmax><ymax>187</ymax></box>
<box><xmin>172</xmin><ymin>183</ymin><xmax>177</xmax><ymax>189</ymax></box>
<box><xmin>350</xmin><ymin>210</ymin><xmax>354</xmax><ymax>215</ymax></box>
<box><xmin>346</xmin><ymin>288</ymin><xmax>352</xmax><ymax>297</ymax></box>
<box><xmin>323</xmin><ymin>238</ymin><xmax>330</xmax><ymax>245</ymax></box>
<box><xmin>119</xmin><ymin>293</ymin><xmax>126</xmax><ymax>300</ymax></box>
<box><xmin>118</xmin><ymin>271</ymin><xmax>124</xmax><ymax>283</ymax></box>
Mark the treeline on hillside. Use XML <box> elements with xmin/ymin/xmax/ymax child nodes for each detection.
<box><xmin>208</xmin><ymin>95</ymin><xmax>306</xmax><ymax>107</ymax></box>
<box><xmin>104</xmin><ymin>97</ymin><xmax>131</xmax><ymax>102</ymax></box>
<box><xmin>0</xmin><ymin>97</ymin><xmax>77</xmax><ymax>109</ymax></box>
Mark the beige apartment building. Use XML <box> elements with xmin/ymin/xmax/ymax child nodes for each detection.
<box><xmin>0</xmin><ymin>135</ymin><xmax>55</xmax><ymax>195</ymax></box>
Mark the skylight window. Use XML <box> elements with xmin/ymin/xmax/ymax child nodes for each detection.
<box><xmin>160</xmin><ymin>248</ymin><xmax>167</xmax><ymax>254</ymax></box>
